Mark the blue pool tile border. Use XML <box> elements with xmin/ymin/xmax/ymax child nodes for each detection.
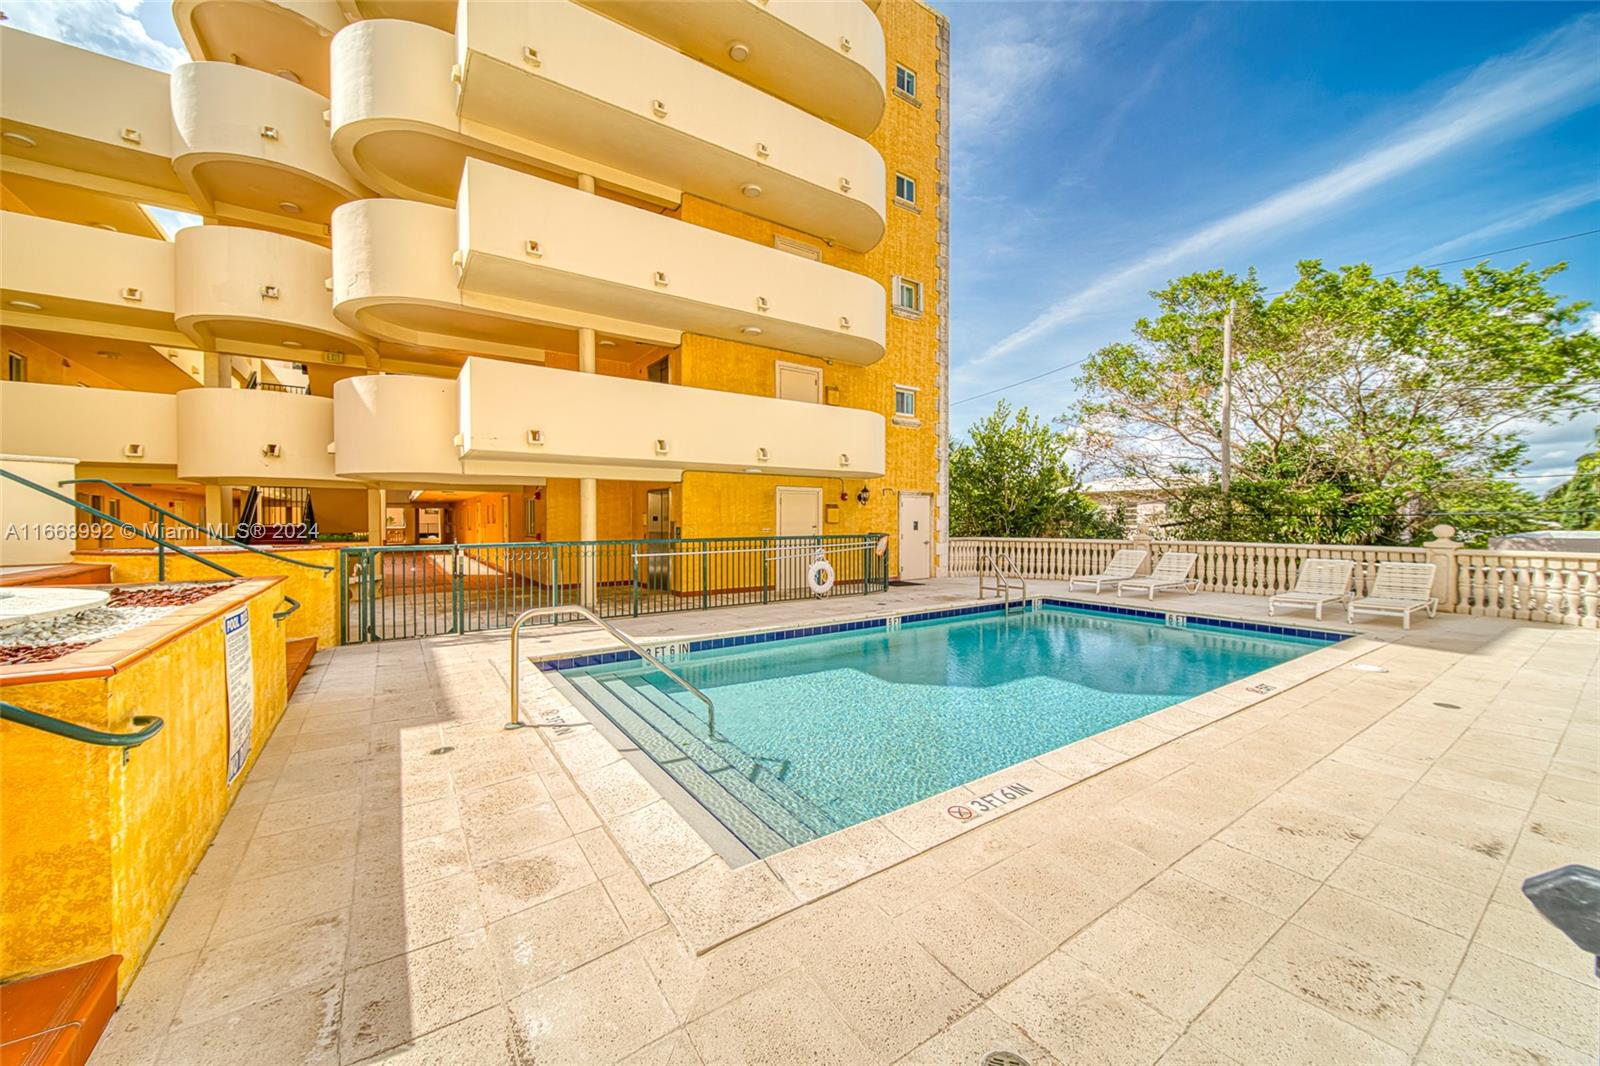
<box><xmin>535</xmin><ymin>596</ymin><xmax>1342</xmax><ymax>671</ymax></box>
<box><xmin>1039</xmin><ymin>597</ymin><xmax>1346</xmax><ymax>643</ymax></box>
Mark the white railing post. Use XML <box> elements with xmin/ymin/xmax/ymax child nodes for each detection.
<box><xmin>1423</xmin><ymin>524</ymin><xmax>1462</xmax><ymax>613</ymax></box>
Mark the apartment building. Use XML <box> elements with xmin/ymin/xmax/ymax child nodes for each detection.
<box><xmin>0</xmin><ymin>0</ymin><xmax>950</xmax><ymax>583</ymax></box>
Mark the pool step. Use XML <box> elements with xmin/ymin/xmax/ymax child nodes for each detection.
<box><xmin>618</xmin><ymin>674</ymin><xmax>842</xmax><ymax>839</ymax></box>
<box><xmin>565</xmin><ymin>674</ymin><xmax>813</xmax><ymax>856</ymax></box>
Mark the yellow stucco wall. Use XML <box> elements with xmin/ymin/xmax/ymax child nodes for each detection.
<box><xmin>72</xmin><ymin>546</ymin><xmax>341</xmax><ymax>648</ymax></box>
<box><xmin>675</xmin><ymin>0</ymin><xmax>946</xmax><ymax>578</ymax></box>
<box><xmin>0</xmin><ymin>581</ymin><xmax>289</xmax><ymax>998</ymax></box>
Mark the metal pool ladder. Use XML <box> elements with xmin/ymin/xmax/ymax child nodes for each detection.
<box><xmin>979</xmin><ymin>551</ymin><xmax>1028</xmax><ymax>615</ymax></box>
<box><xmin>507</xmin><ymin>605</ymin><xmax>716</xmax><ymax>737</ymax></box>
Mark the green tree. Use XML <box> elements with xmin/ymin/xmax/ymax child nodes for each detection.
<box><xmin>1071</xmin><ymin>260</ymin><xmax>1600</xmax><ymax>544</ymax></box>
<box><xmin>950</xmin><ymin>402</ymin><xmax>1116</xmax><ymax>537</ymax></box>
<box><xmin>1545</xmin><ymin>428</ymin><xmax>1600</xmax><ymax>530</ymax></box>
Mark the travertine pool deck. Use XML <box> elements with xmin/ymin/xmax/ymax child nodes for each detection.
<box><xmin>94</xmin><ymin>580</ymin><xmax>1598</xmax><ymax>1065</ymax></box>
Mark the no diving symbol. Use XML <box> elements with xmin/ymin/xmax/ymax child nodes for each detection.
<box><xmin>947</xmin><ymin>804</ymin><xmax>974</xmax><ymax>821</ymax></box>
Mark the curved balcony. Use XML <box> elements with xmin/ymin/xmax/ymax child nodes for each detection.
<box><xmin>176</xmin><ymin>387</ymin><xmax>341</xmax><ymax>486</ymax></box>
<box><xmin>575</xmin><ymin>0</ymin><xmax>886</xmax><ymax>136</ymax></box>
<box><xmin>341</xmin><ymin>0</ymin><xmax>455</xmax><ymax>31</ymax></box>
<box><xmin>0</xmin><ymin>212</ymin><xmax>181</xmax><ymax>344</ymax></box>
<box><xmin>458</xmin><ymin>359</ymin><xmax>885</xmax><ymax>477</ymax></box>
<box><xmin>332</xmin><ymin>373</ymin><xmax>516</xmax><ymax>485</ymax></box>
<box><xmin>456</xmin><ymin>160</ymin><xmax>885</xmax><ymax>365</ymax></box>
<box><xmin>0</xmin><ymin>28</ymin><xmax>183</xmax><ymax>203</ymax></box>
<box><xmin>171</xmin><ymin>61</ymin><xmax>367</xmax><ymax>227</ymax></box>
<box><xmin>330</xmin><ymin>197</ymin><xmax>667</xmax><ymax>362</ymax></box>
<box><xmin>172</xmin><ymin>0</ymin><xmax>345</xmax><ymax>97</ymax></box>
<box><xmin>174</xmin><ymin>225</ymin><xmax>372</xmax><ymax>363</ymax></box>
<box><xmin>443</xmin><ymin>1</ymin><xmax>884</xmax><ymax>251</ymax></box>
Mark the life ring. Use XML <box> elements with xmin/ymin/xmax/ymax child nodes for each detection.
<box><xmin>807</xmin><ymin>559</ymin><xmax>836</xmax><ymax>596</ymax></box>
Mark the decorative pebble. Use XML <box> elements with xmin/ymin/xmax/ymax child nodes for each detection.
<box><xmin>0</xmin><ymin>582</ymin><xmax>236</xmax><ymax>664</ymax></box>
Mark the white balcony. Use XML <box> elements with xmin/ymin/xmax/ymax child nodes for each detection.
<box><xmin>576</xmin><ymin>0</ymin><xmax>886</xmax><ymax>136</ymax></box>
<box><xmin>331</xmin><ymin>358</ymin><xmax>885</xmax><ymax>484</ymax></box>
<box><xmin>0</xmin><ymin>381</ymin><xmax>177</xmax><ymax>470</ymax></box>
<box><xmin>0</xmin><ymin>28</ymin><xmax>184</xmax><ymax>205</ymax></box>
<box><xmin>171</xmin><ymin>61</ymin><xmax>367</xmax><ymax>227</ymax></box>
<box><xmin>172</xmin><ymin>0</ymin><xmax>346</xmax><ymax>96</ymax></box>
<box><xmin>454</xmin><ymin>160</ymin><xmax>884</xmax><ymax>364</ymax></box>
<box><xmin>425</xmin><ymin>0</ymin><xmax>886</xmax><ymax>251</ymax></box>
<box><xmin>330</xmin><ymin>18</ymin><xmax>677</xmax><ymax>211</ymax></box>
<box><xmin>457</xmin><ymin>359</ymin><xmax>885</xmax><ymax>477</ymax></box>
<box><xmin>176</xmin><ymin>387</ymin><xmax>341</xmax><ymax>486</ymax></box>
<box><xmin>0</xmin><ymin>212</ymin><xmax>181</xmax><ymax>345</ymax></box>
<box><xmin>174</xmin><ymin>225</ymin><xmax>372</xmax><ymax>363</ymax></box>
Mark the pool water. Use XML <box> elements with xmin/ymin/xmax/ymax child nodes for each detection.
<box><xmin>563</xmin><ymin>605</ymin><xmax>1326</xmax><ymax>852</ymax></box>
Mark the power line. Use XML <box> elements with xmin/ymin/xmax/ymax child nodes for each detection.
<box><xmin>952</xmin><ymin>226</ymin><xmax>1600</xmax><ymax>407</ymax></box>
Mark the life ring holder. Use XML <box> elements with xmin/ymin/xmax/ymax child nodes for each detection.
<box><xmin>807</xmin><ymin>550</ymin><xmax>836</xmax><ymax>597</ymax></box>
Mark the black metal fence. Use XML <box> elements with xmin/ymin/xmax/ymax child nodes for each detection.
<box><xmin>340</xmin><ymin>534</ymin><xmax>891</xmax><ymax>643</ymax></box>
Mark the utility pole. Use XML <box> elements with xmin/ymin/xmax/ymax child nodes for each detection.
<box><xmin>1220</xmin><ymin>298</ymin><xmax>1234</xmax><ymax>496</ymax></box>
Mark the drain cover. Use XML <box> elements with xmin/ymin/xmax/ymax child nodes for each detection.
<box><xmin>1433</xmin><ymin>701</ymin><xmax>1461</xmax><ymax>709</ymax></box>
<box><xmin>980</xmin><ymin>1052</ymin><xmax>1030</xmax><ymax>1066</ymax></box>
<box><xmin>428</xmin><ymin>746</ymin><xmax>455</xmax><ymax>756</ymax></box>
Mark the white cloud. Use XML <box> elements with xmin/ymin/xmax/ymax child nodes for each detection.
<box><xmin>971</xmin><ymin>12</ymin><xmax>1600</xmax><ymax>368</ymax></box>
<box><xmin>4</xmin><ymin>0</ymin><xmax>185</xmax><ymax>71</ymax></box>
<box><xmin>1416</xmin><ymin>181</ymin><xmax>1600</xmax><ymax>261</ymax></box>
<box><xmin>1582</xmin><ymin>310</ymin><xmax>1600</xmax><ymax>335</ymax></box>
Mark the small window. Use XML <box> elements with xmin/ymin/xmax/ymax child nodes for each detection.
<box><xmin>893</xmin><ymin>276</ymin><xmax>922</xmax><ymax>314</ymax></box>
<box><xmin>895</xmin><ymin>64</ymin><xmax>917</xmax><ymax>99</ymax></box>
<box><xmin>894</xmin><ymin>386</ymin><xmax>917</xmax><ymax>418</ymax></box>
<box><xmin>6</xmin><ymin>351</ymin><xmax>24</xmax><ymax>382</ymax></box>
<box><xmin>895</xmin><ymin>173</ymin><xmax>916</xmax><ymax>204</ymax></box>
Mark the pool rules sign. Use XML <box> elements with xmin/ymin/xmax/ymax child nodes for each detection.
<box><xmin>223</xmin><ymin>607</ymin><xmax>254</xmax><ymax>786</ymax></box>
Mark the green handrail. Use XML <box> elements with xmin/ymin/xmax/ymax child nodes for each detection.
<box><xmin>59</xmin><ymin>478</ymin><xmax>333</xmax><ymax>574</ymax></box>
<box><xmin>1</xmin><ymin>469</ymin><xmax>242</xmax><ymax>579</ymax></box>
<box><xmin>2</xmin><ymin>701</ymin><xmax>164</xmax><ymax>749</ymax></box>
<box><xmin>273</xmin><ymin>596</ymin><xmax>301</xmax><ymax>621</ymax></box>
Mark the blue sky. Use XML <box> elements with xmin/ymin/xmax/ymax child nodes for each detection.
<box><xmin>11</xmin><ymin>0</ymin><xmax>1600</xmax><ymax>483</ymax></box>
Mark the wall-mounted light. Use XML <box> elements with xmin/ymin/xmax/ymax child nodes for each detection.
<box><xmin>119</xmin><ymin>128</ymin><xmax>142</xmax><ymax>145</ymax></box>
<box><xmin>525</xmin><ymin>239</ymin><xmax>542</xmax><ymax>258</ymax></box>
<box><xmin>839</xmin><ymin>36</ymin><xmax>852</xmax><ymax>52</ymax></box>
<box><xmin>260</xmin><ymin>285</ymin><xmax>280</xmax><ymax>299</ymax></box>
<box><xmin>120</xmin><ymin>287</ymin><xmax>143</xmax><ymax>302</ymax></box>
<box><xmin>754</xmin><ymin>142</ymin><xmax>770</xmax><ymax>159</ymax></box>
<box><xmin>728</xmin><ymin>41</ymin><xmax>750</xmax><ymax>62</ymax></box>
<box><xmin>856</xmin><ymin>486</ymin><xmax>871</xmax><ymax>505</ymax></box>
<box><xmin>523</xmin><ymin>46</ymin><xmax>541</xmax><ymax>66</ymax></box>
<box><xmin>755</xmin><ymin>296</ymin><xmax>769</xmax><ymax>312</ymax></box>
<box><xmin>838</xmin><ymin>177</ymin><xmax>852</xmax><ymax>193</ymax></box>
<box><xmin>654</xmin><ymin>439</ymin><xmax>670</xmax><ymax>455</ymax></box>
<box><xmin>651</xmin><ymin>99</ymin><xmax>669</xmax><ymax>118</ymax></box>
<box><xmin>123</xmin><ymin>443</ymin><xmax>145</xmax><ymax>458</ymax></box>
<box><xmin>838</xmin><ymin>316</ymin><xmax>852</xmax><ymax>331</ymax></box>
<box><xmin>653</xmin><ymin>271</ymin><xmax>669</xmax><ymax>287</ymax></box>
<box><xmin>262</xmin><ymin>443</ymin><xmax>283</xmax><ymax>458</ymax></box>
<box><xmin>259</xmin><ymin>125</ymin><xmax>279</xmax><ymax>140</ymax></box>
<box><xmin>526</xmin><ymin>429</ymin><xmax>544</xmax><ymax>446</ymax></box>
<box><xmin>839</xmin><ymin>453</ymin><xmax>851</xmax><ymax>468</ymax></box>
<box><xmin>756</xmin><ymin>447</ymin><xmax>770</xmax><ymax>462</ymax></box>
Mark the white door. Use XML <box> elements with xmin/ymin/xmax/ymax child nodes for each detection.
<box><xmin>898</xmin><ymin>494</ymin><xmax>932</xmax><ymax>580</ymax></box>
<box><xmin>775</xmin><ymin>363</ymin><xmax>822</xmax><ymax>404</ymax></box>
<box><xmin>775</xmin><ymin>487</ymin><xmax>822</xmax><ymax>595</ymax></box>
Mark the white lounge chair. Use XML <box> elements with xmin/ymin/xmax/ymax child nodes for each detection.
<box><xmin>1117</xmin><ymin>552</ymin><xmax>1199</xmax><ymax>599</ymax></box>
<box><xmin>1347</xmin><ymin>562</ymin><xmax>1438</xmax><ymax>629</ymax></box>
<box><xmin>1268</xmin><ymin>558</ymin><xmax>1356</xmax><ymax>620</ymax></box>
<box><xmin>1066</xmin><ymin>549</ymin><xmax>1149</xmax><ymax>593</ymax></box>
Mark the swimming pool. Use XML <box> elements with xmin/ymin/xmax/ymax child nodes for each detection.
<box><xmin>557</xmin><ymin>602</ymin><xmax>1336</xmax><ymax>858</ymax></box>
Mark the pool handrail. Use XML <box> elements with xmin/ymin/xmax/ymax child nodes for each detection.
<box><xmin>980</xmin><ymin>550</ymin><xmax>1027</xmax><ymax>614</ymax></box>
<box><xmin>508</xmin><ymin>605</ymin><xmax>715</xmax><ymax>737</ymax></box>
<box><xmin>2</xmin><ymin>701</ymin><xmax>165</xmax><ymax>759</ymax></box>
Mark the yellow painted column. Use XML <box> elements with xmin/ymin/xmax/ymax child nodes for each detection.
<box><xmin>577</xmin><ymin>172</ymin><xmax>598</xmax><ymax>607</ymax></box>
